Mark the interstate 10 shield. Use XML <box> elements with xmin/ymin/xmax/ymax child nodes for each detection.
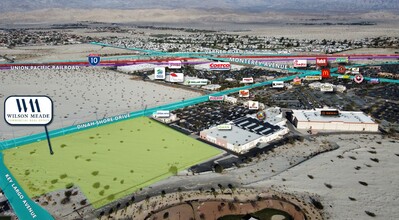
<box><xmin>88</xmin><ymin>54</ymin><xmax>101</xmax><ymax>66</ymax></box>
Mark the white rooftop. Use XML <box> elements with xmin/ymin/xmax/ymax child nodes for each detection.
<box><xmin>202</xmin><ymin>84</ymin><xmax>221</xmax><ymax>89</ymax></box>
<box><xmin>248</xmin><ymin>107</ymin><xmax>286</xmax><ymax>126</ymax></box>
<box><xmin>203</xmin><ymin>125</ymin><xmax>262</xmax><ymax>146</ymax></box>
<box><xmin>117</xmin><ymin>63</ymin><xmax>157</xmax><ymax>73</ymax></box>
<box><xmin>292</xmin><ymin>109</ymin><xmax>376</xmax><ymax>124</ymax></box>
<box><xmin>264</xmin><ymin>107</ymin><xmax>286</xmax><ymax>125</ymax></box>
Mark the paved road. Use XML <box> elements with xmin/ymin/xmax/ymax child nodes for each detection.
<box><xmin>0</xmin><ymin>71</ymin><xmax>315</xmax><ymax>150</ymax></box>
<box><xmin>0</xmin><ymin>43</ymin><xmax>398</xmax><ymax>219</ymax></box>
<box><xmin>0</xmin><ymin>154</ymin><xmax>54</xmax><ymax>220</ymax></box>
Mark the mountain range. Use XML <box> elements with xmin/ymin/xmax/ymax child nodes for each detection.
<box><xmin>1</xmin><ymin>0</ymin><xmax>398</xmax><ymax>13</ymax></box>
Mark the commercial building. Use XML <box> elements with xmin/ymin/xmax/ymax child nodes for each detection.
<box><xmin>263</xmin><ymin>107</ymin><xmax>287</xmax><ymax>127</ymax></box>
<box><xmin>246</xmin><ymin>107</ymin><xmax>287</xmax><ymax>127</ymax></box>
<box><xmin>233</xmin><ymin>117</ymin><xmax>288</xmax><ymax>138</ymax></box>
<box><xmin>202</xmin><ymin>84</ymin><xmax>221</xmax><ymax>90</ymax></box>
<box><xmin>200</xmin><ymin>117</ymin><xmax>289</xmax><ymax>154</ymax></box>
<box><xmin>118</xmin><ymin>64</ymin><xmax>157</xmax><ymax>73</ymax></box>
<box><xmin>308</xmin><ymin>82</ymin><xmax>347</xmax><ymax>93</ymax></box>
<box><xmin>152</xmin><ymin>113</ymin><xmax>179</xmax><ymax>124</ymax></box>
<box><xmin>224</xmin><ymin>96</ymin><xmax>238</xmax><ymax>104</ymax></box>
<box><xmin>289</xmin><ymin>109</ymin><xmax>379</xmax><ymax>132</ymax></box>
<box><xmin>200</xmin><ymin>125</ymin><xmax>263</xmax><ymax>153</ymax></box>
<box><xmin>335</xmin><ymin>85</ymin><xmax>347</xmax><ymax>93</ymax></box>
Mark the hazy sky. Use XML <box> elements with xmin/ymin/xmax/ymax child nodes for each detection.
<box><xmin>1</xmin><ymin>0</ymin><xmax>398</xmax><ymax>13</ymax></box>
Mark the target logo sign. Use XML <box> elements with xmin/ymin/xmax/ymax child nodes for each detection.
<box><xmin>338</xmin><ymin>65</ymin><xmax>346</xmax><ymax>74</ymax></box>
<box><xmin>316</xmin><ymin>58</ymin><xmax>328</xmax><ymax>67</ymax></box>
<box><xmin>354</xmin><ymin>74</ymin><xmax>364</xmax><ymax>83</ymax></box>
<box><xmin>321</xmin><ymin>69</ymin><xmax>330</xmax><ymax>78</ymax></box>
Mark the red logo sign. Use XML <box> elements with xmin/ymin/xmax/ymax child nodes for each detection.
<box><xmin>239</xmin><ymin>90</ymin><xmax>250</xmax><ymax>97</ymax></box>
<box><xmin>292</xmin><ymin>77</ymin><xmax>302</xmax><ymax>85</ymax></box>
<box><xmin>209</xmin><ymin>62</ymin><xmax>231</xmax><ymax>70</ymax></box>
<box><xmin>321</xmin><ymin>69</ymin><xmax>330</xmax><ymax>78</ymax></box>
<box><xmin>338</xmin><ymin>65</ymin><xmax>346</xmax><ymax>74</ymax></box>
<box><xmin>293</xmin><ymin>77</ymin><xmax>301</xmax><ymax>83</ymax></box>
<box><xmin>209</xmin><ymin>96</ymin><xmax>224</xmax><ymax>101</ymax></box>
<box><xmin>316</xmin><ymin>58</ymin><xmax>328</xmax><ymax>67</ymax></box>
<box><xmin>169</xmin><ymin>72</ymin><xmax>184</xmax><ymax>82</ymax></box>
<box><xmin>242</xmin><ymin>77</ymin><xmax>254</xmax><ymax>83</ymax></box>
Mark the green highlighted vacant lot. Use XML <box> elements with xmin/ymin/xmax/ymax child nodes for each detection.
<box><xmin>3</xmin><ymin>117</ymin><xmax>221</xmax><ymax>208</ymax></box>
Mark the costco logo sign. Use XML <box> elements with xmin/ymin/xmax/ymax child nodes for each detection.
<box><xmin>209</xmin><ymin>62</ymin><xmax>231</xmax><ymax>71</ymax></box>
<box><xmin>316</xmin><ymin>58</ymin><xmax>328</xmax><ymax>67</ymax></box>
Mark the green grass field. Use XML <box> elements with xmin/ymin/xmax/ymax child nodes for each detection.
<box><xmin>3</xmin><ymin>117</ymin><xmax>221</xmax><ymax>208</ymax></box>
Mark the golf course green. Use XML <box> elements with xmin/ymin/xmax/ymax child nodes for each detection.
<box><xmin>3</xmin><ymin>117</ymin><xmax>221</xmax><ymax>208</ymax></box>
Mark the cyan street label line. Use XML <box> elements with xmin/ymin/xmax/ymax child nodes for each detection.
<box><xmin>0</xmin><ymin>154</ymin><xmax>54</xmax><ymax>220</ymax></box>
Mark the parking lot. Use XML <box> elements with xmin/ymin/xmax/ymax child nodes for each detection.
<box><xmin>170</xmin><ymin>102</ymin><xmax>258</xmax><ymax>134</ymax></box>
<box><xmin>189</xmin><ymin>135</ymin><xmax>302</xmax><ymax>173</ymax></box>
<box><xmin>356</xmin><ymin>84</ymin><xmax>399</xmax><ymax>101</ymax></box>
<box><xmin>266</xmin><ymin>86</ymin><xmax>357</xmax><ymax>110</ymax></box>
<box><xmin>371</xmin><ymin>101</ymin><xmax>399</xmax><ymax>124</ymax></box>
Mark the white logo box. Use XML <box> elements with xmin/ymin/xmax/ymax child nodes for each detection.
<box><xmin>5</xmin><ymin>96</ymin><xmax>53</xmax><ymax>125</ymax></box>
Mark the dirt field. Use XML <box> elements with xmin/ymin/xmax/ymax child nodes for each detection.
<box><xmin>3</xmin><ymin>117</ymin><xmax>221</xmax><ymax>208</ymax></box>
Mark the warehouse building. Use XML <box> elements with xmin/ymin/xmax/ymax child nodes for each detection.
<box><xmin>308</xmin><ymin>82</ymin><xmax>347</xmax><ymax>93</ymax></box>
<box><xmin>118</xmin><ymin>64</ymin><xmax>157</xmax><ymax>73</ymax></box>
<box><xmin>199</xmin><ymin>117</ymin><xmax>289</xmax><ymax>154</ymax></box>
<box><xmin>224</xmin><ymin>96</ymin><xmax>238</xmax><ymax>104</ymax></box>
<box><xmin>289</xmin><ymin>109</ymin><xmax>379</xmax><ymax>132</ymax></box>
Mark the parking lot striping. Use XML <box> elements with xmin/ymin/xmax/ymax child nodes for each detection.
<box><xmin>0</xmin><ymin>69</ymin><xmax>301</xmax><ymax>220</ymax></box>
<box><xmin>1</xmin><ymin>62</ymin><xmax>398</xmax><ymax>150</ymax></box>
<box><xmin>0</xmin><ymin>70</ymin><xmax>319</xmax><ymax>151</ymax></box>
<box><xmin>1</xmin><ymin>46</ymin><xmax>398</xmax><ymax>148</ymax></box>
<box><xmin>0</xmin><ymin>46</ymin><xmax>398</xmax><ymax>220</ymax></box>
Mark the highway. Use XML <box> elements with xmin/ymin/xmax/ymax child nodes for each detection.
<box><xmin>0</xmin><ymin>43</ymin><xmax>398</xmax><ymax>220</ymax></box>
<box><xmin>1</xmin><ymin>43</ymin><xmax>398</xmax><ymax>149</ymax></box>
<box><xmin>0</xmin><ymin>68</ymin><xmax>315</xmax><ymax>220</ymax></box>
<box><xmin>1</xmin><ymin>41</ymin><xmax>399</xmax><ymax>76</ymax></box>
<box><xmin>1</xmin><ymin>43</ymin><xmax>399</xmax><ymax>149</ymax></box>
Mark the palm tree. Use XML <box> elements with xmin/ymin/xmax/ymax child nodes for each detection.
<box><xmin>217</xmin><ymin>184</ymin><xmax>225</xmax><ymax>193</ymax></box>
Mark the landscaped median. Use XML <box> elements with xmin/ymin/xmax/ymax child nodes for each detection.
<box><xmin>2</xmin><ymin>117</ymin><xmax>222</xmax><ymax>209</ymax></box>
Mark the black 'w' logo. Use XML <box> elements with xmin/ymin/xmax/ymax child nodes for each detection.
<box><xmin>16</xmin><ymin>99</ymin><xmax>41</xmax><ymax>113</ymax></box>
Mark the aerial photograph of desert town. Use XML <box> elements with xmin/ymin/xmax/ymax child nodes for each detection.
<box><xmin>0</xmin><ymin>0</ymin><xmax>398</xmax><ymax>220</ymax></box>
